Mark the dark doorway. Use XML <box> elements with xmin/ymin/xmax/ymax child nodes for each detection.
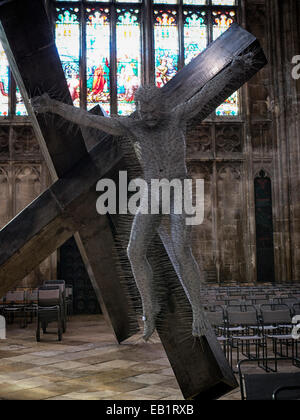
<box><xmin>59</xmin><ymin>237</ymin><xmax>101</xmax><ymax>314</ymax></box>
<box><xmin>254</xmin><ymin>170</ymin><xmax>275</xmax><ymax>283</ymax></box>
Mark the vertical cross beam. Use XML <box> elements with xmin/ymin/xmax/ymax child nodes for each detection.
<box><xmin>0</xmin><ymin>0</ymin><xmax>267</xmax><ymax>399</ymax></box>
<box><xmin>0</xmin><ymin>0</ymin><xmax>139</xmax><ymax>343</ymax></box>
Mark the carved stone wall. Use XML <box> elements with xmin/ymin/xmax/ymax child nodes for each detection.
<box><xmin>0</xmin><ymin>123</ymin><xmax>54</xmax><ymax>288</ymax></box>
<box><xmin>185</xmin><ymin>0</ymin><xmax>300</xmax><ymax>284</ymax></box>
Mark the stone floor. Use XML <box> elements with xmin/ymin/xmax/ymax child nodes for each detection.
<box><xmin>0</xmin><ymin>314</ymin><xmax>243</xmax><ymax>400</ymax></box>
<box><xmin>3</xmin><ymin>314</ymin><xmax>299</xmax><ymax>400</ymax></box>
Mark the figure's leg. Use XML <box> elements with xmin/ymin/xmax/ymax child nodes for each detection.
<box><xmin>169</xmin><ymin>212</ymin><xmax>212</xmax><ymax>337</ymax></box>
<box><xmin>127</xmin><ymin>211</ymin><xmax>162</xmax><ymax>340</ymax></box>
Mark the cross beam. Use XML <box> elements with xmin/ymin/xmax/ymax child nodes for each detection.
<box><xmin>0</xmin><ymin>0</ymin><xmax>267</xmax><ymax>399</ymax></box>
<box><xmin>0</xmin><ymin>0</ymin><xmax>139</xmax><ymax>343</ymax></box>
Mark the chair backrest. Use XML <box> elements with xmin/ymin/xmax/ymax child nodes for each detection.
<box><xmin>5</xmin><ymin>291</ymin><xmax>25</xmax><ymax>304</ymax></box>
<box><xmin>292</xmin><ymin>304</ymin><xmax>300</xmax><ymax>316</ymax></box>
<box><xmin>227</xmin><ymin>310</ymin><xmax>258</xmax><ymax>326</ymax></box>
<box><xmin>205</xmin><ymin>311</ymin><xmax>225</xmax><ymax>327</ymax></box>
<box><xmin>27</xmin><ymin>289</ymin><xmax>38</xmax><ymax>303</ymax></box>
<box><xmin>261</xmin><ymin>309</ymin><xmax>291</xmax><ymax>325</ymax></box>
<box><xmin>38</xmin><ymin>286</ymin><xmax>61</xmax><ymax>307</ymax></box>
<box><xmin>244</xmin><ymin>372</ymin><xmax>300</xmax><ymax>400</ymax></box>
<box><xmin>65</xmin><ymin>285</ymin><xmax>73</xmax><ymax>298</ymax></box>
<box><xmin>44</xmin><ymin>280</ymin><xmax>65</xmax><ymax>296</ymax></box>
<box><xmin>281</xmin><ymin>297</ymin><xmax>298</xmax><ymax>305</ymax></box>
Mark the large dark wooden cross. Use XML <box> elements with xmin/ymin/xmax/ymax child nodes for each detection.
<box><xmin>0</xmin><ymin>0</ymin><xmax>266</xmax><ymax>399</ymax></box>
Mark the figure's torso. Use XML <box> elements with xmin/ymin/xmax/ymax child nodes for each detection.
<box><xmin>126</xmin><ymin>115</ymin><xmax>187</xmax><ymax>182</ymax></box>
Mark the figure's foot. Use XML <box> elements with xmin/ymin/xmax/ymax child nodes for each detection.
<box><xmin>192</xmin><ymin>311</ymin><xmax>212</xmax><ymax>338</ymax></box>
<box><xmin>142</xmin><ymin>315</ymin><xmax>156</xmax><ymax>341</ymax></box>
<box><xmin>142</xmin><ymin>303</ymin><xmax>161</xmax><ymax>341</ymax></box>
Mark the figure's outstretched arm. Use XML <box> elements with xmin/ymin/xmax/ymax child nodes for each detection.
<box><xmin>31</xmin><ymin>93</ymin><xmax>128</xmax><ymax>136</ymax></box>
<box><xmin>174</xmin><ymin>52</ymin><xmax>255</xmax><ymax>121</ymax></box>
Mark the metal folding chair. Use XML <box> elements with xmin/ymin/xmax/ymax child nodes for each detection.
<box><xmin>44</xmin><ymin>280</ymin><xmax>67</xmax><ymax>333</ymax></box>
<box><xmin>36</xmin><ymin>286</ymin><xmax>63</xmax><ymax>342</ymax></box>
<box><xmin>239</xmin><ymin>358</ymin><xmax>300</xmax><ymax>400</ymax></box>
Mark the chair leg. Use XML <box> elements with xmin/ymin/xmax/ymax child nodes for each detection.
<box><xmin>36</xmin><ymin>317</ymin><xmax>41</xmax><ymax>342</ymax></box>
<box><xmin>58</xmin><ymin>310</ymin><xmax>62</xmax><ymax>342</ymax></box>
<box><xmin>42</xmin><ymin>321</ymin><xmax>47</xmax><ymax>334</ymax></box>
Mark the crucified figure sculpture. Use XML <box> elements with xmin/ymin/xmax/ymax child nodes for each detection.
<box><xmin>32</xmin><ymin>53</ymin><xmax>253</xmax><ymax>341</ymax></box>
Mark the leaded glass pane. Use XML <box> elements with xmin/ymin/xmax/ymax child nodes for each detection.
<box><xmin>212</xmin><ymin>10</ymin><xmax>236</xmax><ymax>40</ymax></box>
<box><xmin>16</xmin><ymin>87</ymin><xmax>27</xmax><ymax>116</ymax></box>
<box><xmin>212</xmin><ymin>9</ymin><xmax>238</xmax><ymax>116</ymax></box>
<box><xmin>116</xmin><ymin>0</ymin><xmax>141</xmax><ymax>3</ymax></box>
<box><xmin>183</xmin><ymin>0</ymin><xmax>206</xmax><ymax>5</ymax></box>
<box><xmin>184</xmin><ymin>10</ymin><xmax>207</xmax><ymax>64</ymax></box>
<box><xmin>116</xmin><ymin>8</ymin><xmax>141</xmax><ymax>116</ymax></box>
<box><xmin>153</xmin><ymin>0</ymin><xmax>178</xmax><ymax>4</ymax></box>
<box><xmin>154</xmin><ymin>9</ymin><xmax>178</xmax><ymax>87</ymax></box>
<box><xmin>55</xmin><ymin>7</ymin><xmax>80</xmax><ymax>107</ymax></box>
<box><xmin>86</xmin><ymin>8</ymin><xmax>110</xmax><ymax>115</ymax></box>
<box><xmin>212</xmin><ymin>0</ymin><xmax>236</xmax><ymax>5</ymax></box>
<box><xmin>0</xmin><ymin>42</ymin><xmax>9</xmax><ymax>117</ymax></box>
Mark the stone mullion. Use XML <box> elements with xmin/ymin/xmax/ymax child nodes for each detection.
<box><xmin>211</xmin><ymin>124</ymin><xmax>220</xmax><ymax>283</ymax></box>
<box><xmin>280</xmin><ymin>0</ymin><xmax>300</xmax><ymax>282</ymax></box>
<box><xmin>242</xmin><ymin>0</ymin><xmax>256</xmax><ymax>284</ymax></box>
<box><xmin>266</xmin><ymin>0</ymin><xmax>292</xmax><ymax>283</ymax></box>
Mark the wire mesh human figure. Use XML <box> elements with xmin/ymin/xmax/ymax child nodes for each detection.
<box><xmin>32</xmin><ymin>53</ymin><xmax>253</xmax><ymax>340</ymax></box>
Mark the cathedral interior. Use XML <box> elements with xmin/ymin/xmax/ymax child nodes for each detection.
<box><xmin>0</xmin><ymin>0</ymin><xmax>299</xmax><ymax>402</ymax></box>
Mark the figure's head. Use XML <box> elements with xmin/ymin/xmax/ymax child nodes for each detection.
<box><xmin>135</xmin><ymin>85</ymin><xmax>165</xmax><ymax>128</ymax></box>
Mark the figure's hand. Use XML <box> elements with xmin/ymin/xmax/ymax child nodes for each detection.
<box><xmin>231</xmin><ymin>51</ymin><xmax>255</xmax><ymax>71</ymax></box>
<box><xmin>30</xmin><ymin>93</ymin><xmax>53</xmax><ymax>114</ymax></box>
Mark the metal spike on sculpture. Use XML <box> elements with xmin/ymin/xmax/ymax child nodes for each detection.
<box><xmin>0</xmin><ymin>0</ymin><xmax>267</xmax><ymax>400</ymax></box>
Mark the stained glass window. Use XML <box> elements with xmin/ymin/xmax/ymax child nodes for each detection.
<box><xmin>184</xmin><ymin>10</ymin><xmax>207</xmax><ymax>65</ymax></box>
<box><xmin>55</xmin><ymin>7</ymin><xmax>80</xmax><ymax>107</ymax></box>
<box><xmin>86</xmin><ymin>8</ymin><xmax>110</xmax><ymax>115</ymax></box>
<box><xmin>183</xmin><ymin>0</ymin><xmax>206</xmax><ymax>5</ymax></box>
<box><xmin>0</xmin><ymin>42</ymin><xmax>9</xmax><ymax>117</ymax></box>
<box><xmin>153</xmin><ymin>0</ymin><xmax>178</xmax><ymax>4</ymax></box>
<box><xmin>116</xmin><ymin>0</ymin><xmax>141</xmax><ymax>3</ymax></box>
<box><xmin>116</xmin><ymin>9</ymin><xmax>141</xmax><ymax>116</ymax></box>
<box><xmin>154</xmin><ymin>9</ymin><xmax>179</xmax><ymax>87</ymax></box>
<box><xmin>212</xmin><ymin>10</ymin><xmax>236</xmax><ymax>40</ymax></box>
<box><xmin>16</xmin><ymin>87</ymin><xmax>27</xmax><ymax>116</ymax></box>
<box><xmin>212</xmin><ymin>0</ymin><xmax>236</xmax><ymax>5</ymax></box>
<box><xmin>213</xmin><ymin>10</ymin><xmax>238</xmax><ymax>116</ymax></box>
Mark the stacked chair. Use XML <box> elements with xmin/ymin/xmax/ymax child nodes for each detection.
<box><xmin>44</xmin><ymin>280</ymin><xmax>67</xmax><ymax>333</ymax></box>
<box><xmin>36</xmin><ymin>286</ymin><xmax>63</xmax><ymax>342</ymax></box>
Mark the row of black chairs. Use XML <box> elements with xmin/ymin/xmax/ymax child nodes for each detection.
<box><xmin>0</xmin><ymin>282</ymin><xmax>73</xmax><ymax>341</ymax></box>
<box><xmin>205</xmin><ymin>304</ymin><xmax>300</xmax><ymax>373</ymax></box>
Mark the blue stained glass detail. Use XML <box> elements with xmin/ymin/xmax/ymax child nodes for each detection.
<box><xmin>154</xmin><ymin>9</ymin><xmax>178</xmax><ymax>87</ymax></box>
<box><xmin>86</xmin><ymin>8</ymin><xmax>110</xmax><ymax>114</ymax></box>
<box><xmin>117</xmin><ymin>9</ymin><xmax>141</xmax><ymax>116</ymax></box>
<box><xmin>0</xmin><ymin>42</ymin><xmax>9</xmax><ymax>117</ymax></box>
<box><xmin>184</xmin><ymin>11</ymin><xmax>207</xmax><ymax>65</ymax></box>
<box><xmin>55</xmin><ymin>8</ymin><xmax>80</xmax><ymax>107</ymax></box>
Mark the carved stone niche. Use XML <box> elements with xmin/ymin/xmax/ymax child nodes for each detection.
<box><xmin>246</xmin><ymin>2</ymin><xmax>267</xmax><ymax>47</ymax></box>
<box><xmin>0</xmin><ymin>126</ymin><xmax>9</xmax><ymax>158</ymax></box>
<box><xmin>0</xmin><ymin>165</ymin><xmax>10</xmax><ymax>228</ymax></box>
<box><xmin>12</xmin><ymin>126</ymin><xmax>40</xmax><ymax>158</ymax></box>
<box><xmin>186</xmin><ymin>122</ymin><xmax>212</xmax><ymax>156</ymax></box>
<box><xmin>216</xmin><ymin>124</ymin><xmax>243</xmax><ymax>154</ymax></box>
<box><xmin>251</xmin><ymin>122</ymin><xmax>273</xmax><ymax>155</ymax></box>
